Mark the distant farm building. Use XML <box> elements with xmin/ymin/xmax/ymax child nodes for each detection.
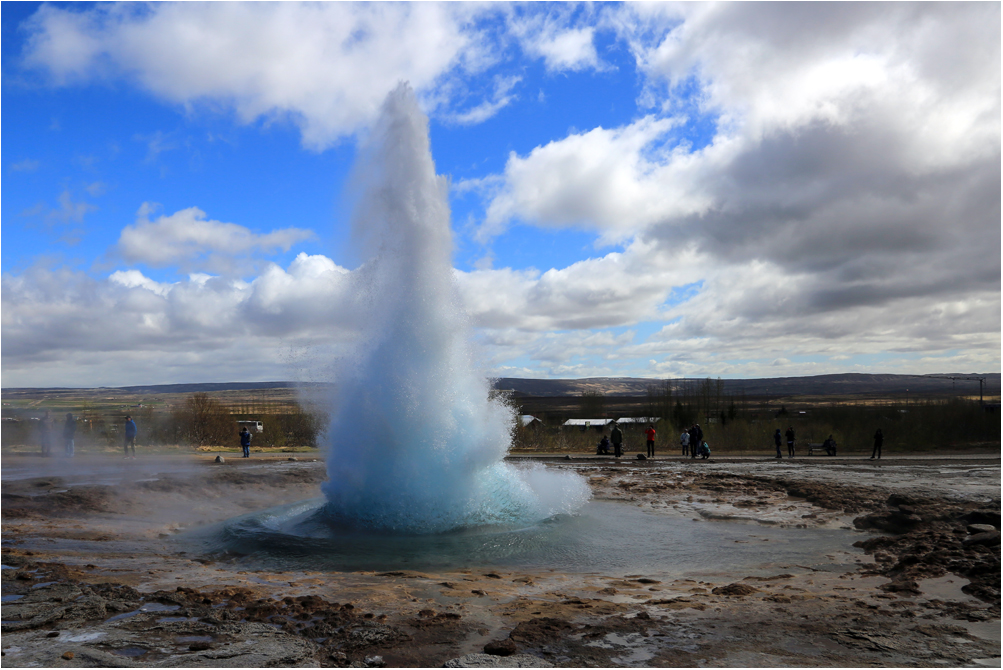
<box><xmin>563</xmin><ymin>418</ymin><xmax>614</xmax><ymax>432</ymax></box>
<box><xmin>615</xmin><ymin>417</ymin><xmax>661</xmax><ymax>425</ymax></box>
<box><xmin>519</xmin><ymin>415</ymin><xmax>542</xmax><ymax>429</ymax></box>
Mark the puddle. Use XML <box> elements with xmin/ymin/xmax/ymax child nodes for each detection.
<box><xmin>140</xmin><ymin>602</ymin><xmax>181</xmax><ymax>612</ymax></box>
<box><xmin>65</xmin><ymin>631</ymin><xmax>105</xmax><ymax>642</ymax></box>
<box><xmin>111</xmin><ymin>646</ymin><xmax>148</xmax><ymax>657</ymax></box>
<box><xmin>31</xmin><ymin>581</ymin><xmax>59</xmax><ymax>589</ymax></box>
<box><xmin>2</xmin><ymin>595</ymin><xmax>25</xmax><ymax>602</ymax></box>
<box><xmin>157</xmin><ymin>616</ymin><xmax>196</xmax><ymax>624</ymax></box>
<box><xmin>0</xmin><ymin>564</ymin><xmax>16</xmax><ymax>570</ymax></box>
<box><xmin>106</xmin><ymin>603</ymin><xmax>178</xmax><ymax>623</ymax></box>
<box><xmin>176</xmin><ymin>635</ymin><xmax>213</xmax><ymax>643</ymax></box>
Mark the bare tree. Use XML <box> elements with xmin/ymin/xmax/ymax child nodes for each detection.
<box><xmin>173</xmin><ymin>393</ymin><xmax>237</xmax><ymax>447</ymax></box>
<box><xmin>578</xmin><ymin>389</ymin><xmax>606</xmax><ymax>418</ymax></box>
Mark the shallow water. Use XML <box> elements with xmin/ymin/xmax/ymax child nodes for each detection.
<box><xmin>190</xmin><ymin>499</ymin><xmax>865</xmax><ymax>575</ymax></box>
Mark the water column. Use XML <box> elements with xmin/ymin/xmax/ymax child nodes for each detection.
<box><xmin>320</xmin><ymin>84</ymin><xmax>590</xmax><ymax>533</ymax></box>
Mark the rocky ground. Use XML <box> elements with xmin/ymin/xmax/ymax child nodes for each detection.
<box><xmin>1</xmin><ymin>454</ymin><xmax>999</xmax><ymax>667</ymax></box>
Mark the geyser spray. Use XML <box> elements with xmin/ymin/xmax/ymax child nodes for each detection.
<box><xmin>320</xmin><ymin>84</ymin><xmax>590</xmax><ymax>533</ymax></box>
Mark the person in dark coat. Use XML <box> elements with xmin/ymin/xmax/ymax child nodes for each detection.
<box><xmin>63</xmin><ymin>413</ymin><xmax>76</xmax><ymax>457</ymax></box>
<box><xmin>773</xmin><ymin>428</ymin><xmax>783</xmax><ymax>458</ymax></box>
<box><xmin>124</xmin><ymin>415</ymin><xmax>137</xmax><ymax>458</ymax></box>
<box><xmin>823</xmin><ymin>434</ymin><xmax>837</xmax><ymax>456</ymax></box>
<box><xmin>240</xmin><ymin>426</ymin><xmax>252</xmax><ymax>458</ymax></box>
<box><xmin>596</xmin><ymin>435</ymin><xmax>611</xmax><ymax>455</ymax></box>
<box><xmin>785</xmin><ymin>426</ymin><xmax>796</xmax><ymax>458</ymax></box>
<box><xmin>39</xmin><ymin>410</ymin><xmax>52</xmax><ymax>457</ymax></box>
<box><xmin>692</xmin><ymin>424</ymin><xmax>703</xmax><ymax>459</ymax></box>
<box><xmin>870</xmin><ymin>428</ymin><xmax>883</xmax><ymax>460</ymax></box>
<box><xmin>610</xmin><ymin>423</ymin><xmax>623</xmax><ymax>458</ymax></box>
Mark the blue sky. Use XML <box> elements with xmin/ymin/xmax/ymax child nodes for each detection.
<box><xmin>2</xmin><ymin>2</ymin><xmax>1000</xmax><ymax>388</ymax></box>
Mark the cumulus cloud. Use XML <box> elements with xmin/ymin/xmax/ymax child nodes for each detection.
<box><xmin>2</xmin><ymin>253</ymin><xmax>355</xmax><ymax>387</ymax></box>
<box><xmin>467</xmin><ymin>1</ymin><xmax>1000</xmax><ymax>374</ymax></box>
<box><xmin>21</xmin><ymin>2</ymin><xmax>489</xmax><ymax>149</ymax></box>
<box><xmin>116</xmin><ymin>205</ymin><xmax>315</xmax><ymax>273</ymax></box>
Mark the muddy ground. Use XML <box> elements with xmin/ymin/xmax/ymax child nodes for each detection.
<box><xmin>1</xmin><ymin>454</ymin><xmax>999</xmax><ymax>667</ymax></box>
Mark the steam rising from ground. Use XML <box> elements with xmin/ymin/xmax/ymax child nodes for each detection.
<box><xmin>320</xmin><ymin>85</ymin><xmax>590</xmax><ymax>533</ymax></box>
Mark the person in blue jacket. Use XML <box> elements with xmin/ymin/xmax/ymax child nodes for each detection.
<box><xmin>240</xmin><ymin>426</ymin><xmax>252</xmax><ymax>458</ymax></box>
<box><xmin>124</xmin><ymin>415</ymin><xmax>137</xmax><ymax>458</ymax></box>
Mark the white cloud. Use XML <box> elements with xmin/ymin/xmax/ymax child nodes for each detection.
<box><xmin>22</xmin><ymin>3</ymin><xmax>489</xmax><ymax>149</ymax></box>
<box><xmin>447</xmin><ymin>75</ymin><xmax>522</xmax><ymax>126</ymax></box>
<box><xmin>116</xmin><ymin>205</ymin><xmax>315</xmax><ymax>272</ymax></box>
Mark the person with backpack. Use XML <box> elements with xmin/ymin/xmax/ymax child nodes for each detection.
<box><xmin>240</xmin><ymin>426</ymin><xmax>252</xmax><ymax>458</ymax></box>
<box><xmin>773</xmin><ymin>428</ymin><xmax>783</xmax><ymax>458</ymax></box>
<box><xmin>680</xmin><ymin>429</ymin><xmax>690</xmax><ymax>456</ymax></box>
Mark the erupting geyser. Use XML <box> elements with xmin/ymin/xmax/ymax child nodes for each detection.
<box><xmin>319</xmin><ymin>84</ymin><xmax>590</xmax><ymax>533</ymax></box>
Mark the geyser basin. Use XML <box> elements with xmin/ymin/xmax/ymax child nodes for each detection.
<box><xmin>192</xmin><ymin>498</ymin><xmax>864</xmax><ymax>575</ymax></box>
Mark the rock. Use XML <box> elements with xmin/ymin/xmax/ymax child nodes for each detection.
<box><xmin>214</xmin><ymin>456</ymin><xmax>225</xmax><ymax>463</ymax></box>
<box><xmin>365</xmin><ymin>655</ymin><xmax>386</xmax><ymax>667</ymax></box>
<box><xmin>962</xmin><ymin>531</ymin><xmax>1000</xmax><ymax>547</ymax></box>
<box><xmin>443</xmin><ymin>653</ymin><xmax>554</xmax><ymax>668</ymax></box>
<box><xmin>288</xmin><ymin>457</ymin><xmax>298</xmax><ymax>461</ymax></box>
<box><xmin>483</xmin><ymin>639</ymin><xmax>517</xmax><ymax>656</ymax></box>
<box><xmin>636</xmin><ymin>454</ymin><xmax>646</xmax><ymax>460</ymax></box>
<box><xmin>959</xmin><ymin>509</ymin><xmax>1001</xmax><ymax>528</ymax></box>
<box><xmin>61</xmin><ymin>652</ymin><xmax>74</xmax><ymax>660</ymax></box>
<box><xmin>967</xmin><ymin>523</ymin><xmax>997</xmax><ymax>534</ymax></box>
<box><xmin>711</xmin><ymin>583</ymin><xmax>760</xmax><ymax>596</ymax></box>
<box><xmin>881</xmin><ymin>579</ymin><xmax>920</xmax><ymax>594</ymax></box>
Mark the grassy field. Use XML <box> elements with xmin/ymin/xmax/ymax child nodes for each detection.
<box><xmin>2</xmin><ymin>385</ymin><xmax>998</xmax><ymax>456</ymax></box>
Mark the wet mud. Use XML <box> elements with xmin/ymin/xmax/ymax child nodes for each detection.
<box><xmin>2</xmin><ymin>454</ymin><xmax>999</xmax><ymax>667</ymax></box>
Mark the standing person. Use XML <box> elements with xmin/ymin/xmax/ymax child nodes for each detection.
<box><xmin>870</xmin><ymin>428</ymin><xmax>883</xmax><ymax>460</ymax></box>
<box><xmin>39</xmin><ymin>410</ymin><xmax>53</xmax><ymax>457</ymax></box>
<box><xmin>610</xmin><ymin>423</ymin><xmax>623</xmax><ymax>459</ymax></box>
<box><xmin>680</xmin><ymin>428</ymin><xmax>690</xmax><ymax>456</ymax></box>
<box><xmin>240</xmin><ymin>426</ymin><xmax>252</xmax><ymax>458</ymax></box>
<box><xmin>62</xmin><ymin>413</ymin><xmax>76</xmax><ymax>457</ymax></box>
<box><xmin>644</xmin><ymin>424</ymin><xmax>656</xmax><ymax>458</ymax></box>
<box><xmin>785</xmin><ymin>426</ymin><xmax>796</xmax><ymax>458</ymax></box>
<box><xmin>692</xmin><ymin>424</ymin><xmax>703</xmax><ymax>459</ymax></box>
<box><xmin>773</xmin><ymin>428</ymin><xmax>783</xmax><ymax>459</ymax></box>
<box><xmin>123</xmin><ymin>415</ymin><xmax>137</xmax><ymax>458</ymax></box>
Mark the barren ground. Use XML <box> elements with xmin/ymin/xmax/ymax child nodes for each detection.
<box><xmin>1</xmin><ymin>453</ymin><xmax>999</xmax><ymax>668</ymax></box>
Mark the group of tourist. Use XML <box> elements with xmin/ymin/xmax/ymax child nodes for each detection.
<box><xmin>33</xmin><ymin>414</ymin><xmax>143</xmax><ymax>459</ymax></box>
<box><xmin>679</xmin><ymin>424</ymin><xmax>710</xmax><ymax>459</ymax></box>
<box><xmin>595</xmin><ymin>422</ymin><xmax>658</xmax><ymax>459</ymax></box>
<box><xmin>594</xmin><ymin>421</ymin><xmax>887</xmax><ymax>461</ymax></box>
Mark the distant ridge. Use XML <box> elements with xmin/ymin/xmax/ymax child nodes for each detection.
<box><xmin>492</xmin><ymin>373</ymin><xmax>1001</xmax><ymax>397</ymax></box>
<box><xmin>1</xmin><ymin>381</ymin><xmax>331</xmax><ymax>396</ymax></box>
<box><xmin>2</xmin><ymin>373</ymin><xmax>998</xmax><ymax>398</ymax></box>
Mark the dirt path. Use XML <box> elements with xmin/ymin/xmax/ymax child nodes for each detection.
<box><xmin>1</xmin><ymin>454</ymin><xmax>999</xmax><ymax>667</ymax></box>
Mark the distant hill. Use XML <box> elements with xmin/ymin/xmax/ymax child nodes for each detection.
<box><xmin>492</xmin><ymin>373</ymin><xmax>1001</xmax><ymax>397</ymax></box>
<box><xmin>2</xmin><ymin>373</ymin><xmax>998</xmax><ymax>399</ymax></box>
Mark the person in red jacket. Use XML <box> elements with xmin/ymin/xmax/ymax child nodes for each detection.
<box><xmin>644</xmin><ymin>424</ymin><xmax>656</xmax><ymax>458</ymax></box>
